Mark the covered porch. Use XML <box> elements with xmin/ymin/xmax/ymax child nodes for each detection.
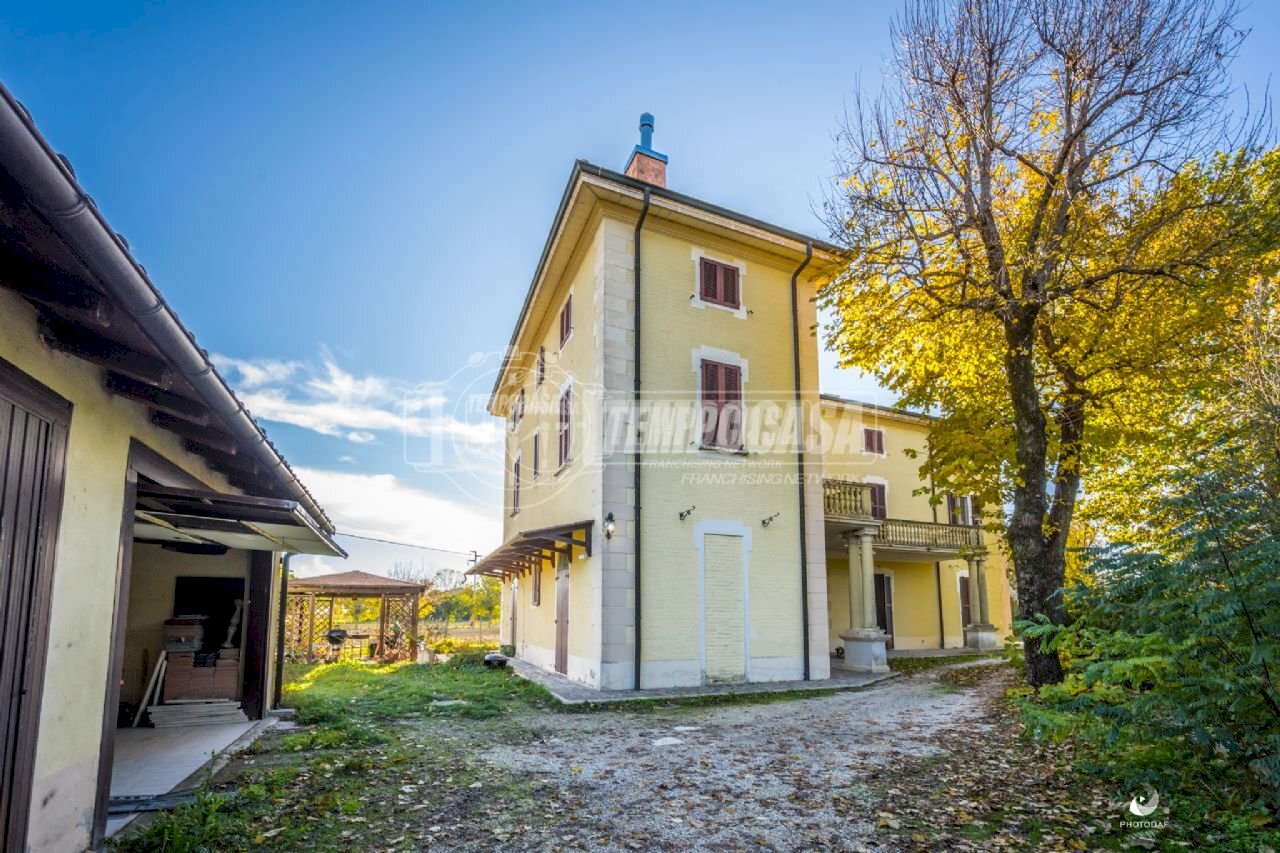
<box><xmin>823</xmin><ymin>480</ymin><xmax>997</xmax><ymax>673</ymax></box>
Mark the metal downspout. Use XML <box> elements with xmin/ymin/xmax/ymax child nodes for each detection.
<box><xmin>632</xmin><ymin>188</ymin><xmax>651</xmax><ymax>690</ymax></box>
<box><xmin>790</xmin><ymin>242</ymin><xmax>814</xmax><ymax>680</ymax></box>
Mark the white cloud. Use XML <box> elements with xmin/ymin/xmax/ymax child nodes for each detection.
<box><xmin>217</xmin><ymin>352</ymin><xmax>500</xmax><ymax>446</ymax></box>
<box><xmin>212</xmin><ymin>354</ymin><xmax>301</xmax><ymax>389</ymax></box>
<box><xmin>337</xmin><ymin>455</ymin><xmax>358</xmax><ymax>464</ymax></box>
<box><xmin>295</xmin><ymin>467</ymin><xmax>501</xmax><ymax>557</ymax></box>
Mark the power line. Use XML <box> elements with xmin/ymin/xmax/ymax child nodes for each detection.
<box><xmin>334</xmin><ymin>530</ymin><xmax>478</xmax><ymax>557</ymax></box>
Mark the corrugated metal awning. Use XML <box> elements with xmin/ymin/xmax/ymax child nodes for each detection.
<box><xmin>134</xmin><ymin>483</ymin><xmax>347</xmax><ymax>557</ymax></box>
<box><xmin>466</xmin><ymin>520</ymin><xmax>594</xmax><ymax>578</ymax></box>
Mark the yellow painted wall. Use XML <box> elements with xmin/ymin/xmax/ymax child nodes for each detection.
<box><xmin>499</xmin><ymin>219</ymin><xmax>604</xmax><ymax>682</ymax></box>
<box><xmin>633</xmin><ymin>219</ymin><xmax>820</xmax><ymax>685</ymax></box>
<box><xmin>0</xmin><ymin>291</ymin><xmax>284</xmax><ymax>852</ymax></box>
<box><xmin>820</xmin><ymin>402</ymin><xmax>939</xmax><ymax>523</ymax></box>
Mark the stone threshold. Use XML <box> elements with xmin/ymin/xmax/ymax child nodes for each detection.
<box><xmin>508</xmin><ymin>658</ymin><xmax>900</xmax><ymax>706</ymax></box>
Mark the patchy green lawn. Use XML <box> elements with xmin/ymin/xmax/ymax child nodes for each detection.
<box><xmin>111</xmin><ymin>661</ymin><xmax>557</xmax><ymax>852</ymax></box>
<box><xmin>110</xmin><ymin>658</ymin><xmax>1280</xmax><ymax>852</ymax></box>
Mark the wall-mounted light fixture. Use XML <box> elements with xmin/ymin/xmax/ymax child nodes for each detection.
<box><xmin>761</xmin><ymin>512</ymin><xmax>780</xmax><ymax>528</ymax></box>
<box><xmin>603</xmin><ymin>512</ymin><xmax>616</xmax><ymax>539</ymax></box>
<box><xmin>679</xmin><ymin>506</ymin><xmax>696</xmax><ymax>521</ymax></box>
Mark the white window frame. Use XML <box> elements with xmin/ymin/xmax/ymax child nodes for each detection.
<box><xmin>690</xmin><ymin>247</ymin><xmax>748</xmax><ymax>319</ymax></box>
<box><xmin>555</xmin><ymin>376</ymin><xmax>574</xmax><ymax>472</ymax></box>
<box><xmin>531</xmin><ymin>428</ymin><xmax>541</xmax><ymax>480</ymax></box>
<box><xmin>559</xmin><ymin>290</ymin><xmax>575</xmax><ymax>350</ymax></box>
<box><xmin>692</xmin><ymin>346</ymin><xmax>749</xmax><ymax>455</ymax></box>
<box><xmin>511</xmin><ymin>450</ymin><xmax>522</xmax><ymax>516</ymax></box>
<box><xmin>862</xmin><ymin>425</ymin><xmax>886</xmax><ymax>457</ymax></box>
<box><xmin>864</xmin><ymin>475</ymin><xmax>889</xmax><ymax>519</ymax></box>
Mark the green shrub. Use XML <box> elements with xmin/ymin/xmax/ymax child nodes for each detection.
<box><xmin>1017</xmin><ymin>444</ymin><xmax>1280</xmax><ymax>815</ymax></box>
<box><xmin>439</xmin><ymin>649</ymin><xmax>489</xmax><ymax>668</ymax></box>
<box><xmin>428</xmin><ymin>637</ymin><xmax>496</xmax><ymax>655</ymax></box>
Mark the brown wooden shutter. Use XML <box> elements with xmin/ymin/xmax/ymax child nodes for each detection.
<box><xmin>700</xmin><ymin>258</ymin><xmax>718</xmax><ymax>301</ymax></box>
<box><xmin>721</xmin><ymin>265</ymin><xmax>739</xmax><ymax>307</ymax></box>
<box><xmin>513</xmin><ymin>457</ymin><xmax>520</xmax><ymax>512</ymax></box>
<box><xmin>537</xmin><ymin>347</ymin><xmax>545</xmax><ymax>385</ymax></box>
<box><xmin>560</xmin><ymin>296</ymin><xmax>573</xmax><ymax>348</ymax></box>
<box><xmin>532</xmin><ymin>433</ymin><xmax>539</xmax><ymax>479</ymax></box>
<box><xmin>559</xmin><ymin>388</ymin><xmax>571</xmax><ymax>465</ymax></box>
<box><xmin>701</xmin><ymin>360</ymin><xmax>720</xmax><ymax>446</ymax></box>
<box><xmin>723</xmin><ymin>363</ymin><xmax>742</xmax><ymax>448</ymax></box>
<box><xmin>946</xmin><ymin>493</ymin><xmax>958</xmax><ymax>525</ymax></box>
<box><xmin>870</xmin><ymin>483</ymin><xmax>887</xmax><ymax>519</ymax></box>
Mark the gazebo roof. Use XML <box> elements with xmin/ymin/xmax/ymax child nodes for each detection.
<box><xmin>289</xmin><ymin>569</ymin><xmax>424</xmax><ymax>597</ymax></box>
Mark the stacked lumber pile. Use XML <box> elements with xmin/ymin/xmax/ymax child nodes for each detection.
<box><xmin>146</xmin><ymin>700</ymin><xmax>247</xmax><ymax>728</ymax></box>
<box><xmin>163</xmin><ymin>649</ymin><xmax>240</xmax><ymax>702</ymax></box>
<box><xmin>163</xmin><ymin>616</ymin><xmax>205</xmax><ymax>652</ymax></box>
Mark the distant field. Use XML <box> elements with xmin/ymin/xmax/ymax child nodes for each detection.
<box><xmin>423</xmin><ymin>619</ymin><xmax>499</xmax><ymax>643</ymax></box>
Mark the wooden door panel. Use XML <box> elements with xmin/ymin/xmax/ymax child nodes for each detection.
<box><xmin>0</xmin><ymin>365</ymin><xmax>69</xmax><ymax>853</ymax></box>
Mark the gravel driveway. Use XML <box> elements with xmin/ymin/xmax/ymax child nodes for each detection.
<box><xmin>462</xmin><ymin>663</ymin><xmax>1005</xmax><ymax>852</ymax></box>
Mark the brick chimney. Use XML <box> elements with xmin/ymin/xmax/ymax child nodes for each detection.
<box><xmin>623</xmin><ymin>113</ymin><xmax>667</xmax><ymax>187</ymax></box>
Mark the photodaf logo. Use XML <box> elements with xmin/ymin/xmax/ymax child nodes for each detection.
<box><xmin>1120</xmin><ymin>784</ymin><xmax>1168</xmax><ymax>830</ymax></box>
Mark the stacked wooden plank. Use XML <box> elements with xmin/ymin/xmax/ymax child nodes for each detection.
<box><xmin>163</xmin><ymin>650</ymin><xmax>240</xmax><ymax>702</ymax></box>
<box><xmin>163</xmin><ymin>616</ymin><xmax>205</xmax><ymax>652</ymax></box>
<box><xmin>146</xmin><ymin>700</ymin><xmax>247</xmax><ymax>728</ymax></box>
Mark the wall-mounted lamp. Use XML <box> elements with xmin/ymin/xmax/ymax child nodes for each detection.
<box><xmin>603</xmin><ymin>512</ymin><xmax>616</xmax><ymax>539</ymax></box>
<box><xmin>679</xmin><ymin>506</ymin><xmax>696</xmax><ymax>521</ymax></box>
<box><xmin>761</xmin><ymin>512</ymin><xmax>780</xmax><ymax>528</ymax></box>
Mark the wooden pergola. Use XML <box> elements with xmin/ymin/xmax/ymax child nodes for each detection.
<box><xmin>284</xmin><ymin>570</ymin><xmax>424</xmax><ymax>663</ymax></box>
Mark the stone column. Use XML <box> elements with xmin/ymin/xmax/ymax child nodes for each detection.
<box><xmin>843</xmin><ymin>532</ymin><xmax>864</xmax><ymax>630</ymax></box>
<box><xmin>859</xmin><ymin>530</ymin><xmax>877</xmax><ymax>631</ymax></box>
<box><xmin>965</xmin><ymin>553</ymin><xmax>997</xmax><ymax>651</ymax></box>
<box><xmin>966</xmin><ymin>557</ymin><xmax>982</xmax><ymax>626</ymax></box>
<box><xmin>838</xmin><ymin>526</ymin><xmax>888</xmax><ymax>674</ymax></box>
<box><xmin>975</xmin><ymin>557</ymin><xmax>991</xmax><ymax>626</ymax></box>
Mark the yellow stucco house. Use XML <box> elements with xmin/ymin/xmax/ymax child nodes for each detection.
<box><xmin>471</xmin><ymin>115</ymin><xmax>1012</xmax><ymax>690</ymax></box>
<box><xmin>0</xmin><ymin>84</ymin><xmax>342</xmax><ymax>851</ymax></box>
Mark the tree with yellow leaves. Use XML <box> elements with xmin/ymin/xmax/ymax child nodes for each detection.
<box><xmin>822</xmin><ymin>0</ymin><xmax>1277</xmax><ymax>686</ymax></box>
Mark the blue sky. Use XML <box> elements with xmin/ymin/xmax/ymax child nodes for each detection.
<box><xmin>3</xmin><ymin>1</ymin><xmax>1275</xmax><ymax>578</ymax></box>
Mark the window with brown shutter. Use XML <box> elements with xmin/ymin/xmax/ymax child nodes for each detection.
<box><xmin>946</xmin><ymin>493</ymin><xmax>961</xmax><ymax>525</ymax></box>
<box><xmin>532</xmin><ymin>562</ymin><xmax>541</xmax><ymax>607</ymax></box>
<box><xmin>558</xmin><ymin>387</ymin><xmax>571</xmax><ymax>466</ymax></box>
<box><xmin>559</xmin><ymin>295</ymin><xmax>573</xmax><ymax>348</ymax></box>
<box><xmin>870</xmin><ymin>483</ymin><xmax>887</xmax><ymax>519</ymax></box>
<box><xmin>512</xmin><ymin>389</ymin><xmax>525</xmax><ymax>427</ymax></box>
<box><xmin>512</xmin><ymin>456</ymin><xmax>521</xmax><ymax>514</ymax></box>
<box><xmin>863</xmin><ymin>427</ymin><xmax>885</xmax><ymax>455</ymax></box>
<box><xmin>700</xmin><ymin>359</ymin><xmax>743</xmax><ymax>449</ymax></box>
<box><xmin>969</xmin><ymin>495</ymin><xmax>980</xmax><ymax>526</ymax></box>
<box><xmin>537</xmin><ymin>347</ymin><xmax>545</xmax><ymax>386</ymax></box>
<box><xmin>698</xmin><ymin>258</ymin><xmax>742</xmax><ymax>309</ymax></box>
<box><xmin>532</xmin><ymin>432</ymin><xmax>540</xmax><ymax>480</ymax></box>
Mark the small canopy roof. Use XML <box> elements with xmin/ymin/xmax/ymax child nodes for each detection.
<box><xmin>289</xmin><ymin>570</ymin><xmax>424</xmax><ymax>597</ymax></box>
<box><xmin>134</xmin><ymin>483</ymin><xmax>346</xmax><ymax>557</ymax></box>
<box><xmin>466</xmin><ymin>520</ymin><xmax>594</xmax><ymax>579</ymax></box>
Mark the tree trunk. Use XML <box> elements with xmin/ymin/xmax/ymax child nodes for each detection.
<box><xmin>1003</xmin><ymin>312</ymin><xmax>1065</xmax><ymax>687</ymax></box>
